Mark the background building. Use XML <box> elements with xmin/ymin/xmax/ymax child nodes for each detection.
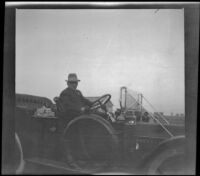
<box><xmin>154</xmin><ymin>112</ymin><xmax>185</xmax><ymax>125</ymax></box>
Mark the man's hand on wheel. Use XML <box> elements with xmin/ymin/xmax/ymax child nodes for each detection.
<box><xmin>81</xmin><ymin>106</ymin><xmax>90</xmax><ymax>113</ymax></box>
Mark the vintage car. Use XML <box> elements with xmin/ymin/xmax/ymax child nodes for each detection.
<box><xmin>14</xmin><ymin>88</ymin><xmax>186</xmax><ymax>174</ymax></box>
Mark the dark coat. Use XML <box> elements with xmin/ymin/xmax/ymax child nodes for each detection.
<box><xmin>59</xmin><ymin>87</ymin><xmax>92</xmax><ymax>117</ymax></box>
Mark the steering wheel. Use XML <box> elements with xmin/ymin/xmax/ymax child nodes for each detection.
<box><xmin>89</xmin><ymin>94</ymin><xmax>111</xmax><ymax>111</ymax></box>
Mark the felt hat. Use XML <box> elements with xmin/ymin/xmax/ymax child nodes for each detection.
<box><xmin>66</xmin><ymin>73</ymin><xmax>80</xmax><ymax>82</ymax></box>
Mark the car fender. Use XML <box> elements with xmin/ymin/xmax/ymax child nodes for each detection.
<box><xmin>15</xmin><ymin>133</ymin><xmax>25</xmax><ymax>174</ymax></box>
<box><xmin>138</xmin><ymin>135</ymin><xmax>186</xmax><ymax>174</ymax></box>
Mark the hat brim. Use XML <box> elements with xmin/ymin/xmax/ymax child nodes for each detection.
<box><xmin>66</xmin><ymin>80</ymin><xmax>80</xmax><ymax>82</ymax></box>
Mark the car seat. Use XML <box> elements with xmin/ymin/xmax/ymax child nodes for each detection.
<box><xmin>53</xmin><ymin>96</ymin><xmax>65</xmax><ymax>117</ymax></box>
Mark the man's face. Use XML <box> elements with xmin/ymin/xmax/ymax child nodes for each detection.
<box><xmin>67</xmin><ymin>81</ymin><xmax>78</xmax><ymax>90</ymax></box>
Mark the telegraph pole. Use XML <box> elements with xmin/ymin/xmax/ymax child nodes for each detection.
<box><xmin>140</xmin><ymin>94</ymin><xmax>143</xmax><ymax>120</ymax></box>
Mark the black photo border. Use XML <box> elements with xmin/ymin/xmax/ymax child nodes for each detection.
<box><xmin>2</xmin><ymin>2</ymin><xmax>199</xmax><ymax>174</ymax></box>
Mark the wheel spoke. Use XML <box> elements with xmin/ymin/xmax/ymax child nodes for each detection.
<box><xmin>89</xmin><ymin>94</ymin><xmax>111</xmax><ymax>111</ymax></box>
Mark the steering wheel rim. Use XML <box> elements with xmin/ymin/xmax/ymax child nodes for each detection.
<box><xmin>89</xmin><ymin>94</ymin><xmax>111</xmax><ymax>110</ymax></box>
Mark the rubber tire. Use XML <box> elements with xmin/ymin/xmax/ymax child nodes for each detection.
<box><xmin>145</xmin><ymin>146</ymin><xmax>186</xmax><ymax>175</ymax></box>
<box><xmin>62</xmin><ymin>114</ymin><xmax>119</xmax><ymax>172</ymax></box>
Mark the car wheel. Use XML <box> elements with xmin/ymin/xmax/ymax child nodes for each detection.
<box><xmin>146</xmin><ymin>147</ymin><xmax>186</xmax><ymax>175</ymax></box>
<box><xmin>62</xmin><ymin>114</ymin><xmax>119</xmax><ymax>173</ymax></box>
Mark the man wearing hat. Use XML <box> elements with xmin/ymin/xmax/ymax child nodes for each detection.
<box><xmin>58</xmin><ymin>73</ymin><xmax>93</xmax><ymax>121</ymax></box>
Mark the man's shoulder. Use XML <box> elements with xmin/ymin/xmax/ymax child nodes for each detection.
<box><xmin>76</xmin><ymin>89</ymin><xmax>82</xmax><ymax>96</ymax></box>
<box><xmin>60</xmin><ymin>88</ymin><xmax>71</xmax><ymax>96</ymax></box>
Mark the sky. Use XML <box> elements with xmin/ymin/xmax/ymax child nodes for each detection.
<box><xmin>16</xmin><ymin>9</ymin><xmax>185</xmax><ymax>115</ymax></box>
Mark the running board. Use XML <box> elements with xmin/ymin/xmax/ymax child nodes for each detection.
<box><xmin>25</xmin><ymin>157</ymin><xmax>89</xmax><ymax>174</ymax></box>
